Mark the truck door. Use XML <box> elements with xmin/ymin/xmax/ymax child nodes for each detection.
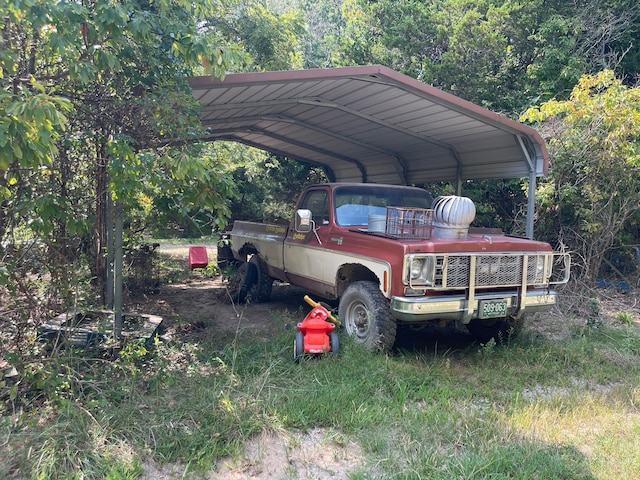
<box><xmin>283</xmin><ymin>188</ymin><xmax>333</xmax><ymax>296</ymax></box>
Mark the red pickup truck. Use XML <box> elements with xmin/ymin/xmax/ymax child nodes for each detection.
<box><xmin>220</xmin><ymin>183</ymin><xmax>570</xmax><ymax>351</ymax></box>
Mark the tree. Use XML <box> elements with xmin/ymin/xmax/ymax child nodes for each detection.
<box><xmin>228</xmin><ymin>149</ymin><xmax>327</xmax><ymax>223</ymax></box>
<box><xmin>209</xmin><ymin>0</ymin><xmax>306</xmax><ymax>71</ymax></box>
<box><xmin>521</xmin><ymin>70</ymin><xmax>640</xmax><ymax>282</ymax></box>
<box><xmin>332</xmin><ymin>0</ymin><xmax>640</xmax><ymax>113</ymax></box>
<box><xmin>0</xmin><ymin>0</ymin><xmax>245</xmax><ymax>306</ymax></box>
<box><xmin>297</xmin><ymin>0</ymin><xmax>348</xmax><ymax>68</ymax></box>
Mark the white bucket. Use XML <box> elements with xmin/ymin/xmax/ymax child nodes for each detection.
<box><xmin>368</xmin><ymin>214</ymin><xmax>386</xmax><ymax>233</ymax></box>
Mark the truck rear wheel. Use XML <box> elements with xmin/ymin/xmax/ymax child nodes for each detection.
<box><xmin>226</xmin><ymin>255</ymin><xmax>273</xmax><ymax>304</ymax></box>
<box><xmin>339</xmin><ymin>281</ymin><xmax>396</xmax><ymax>352</ymax></box>
<box><xmin>248</xmin><ymin>255</ymin><xmax>273</xmax><ymax>303</ymax></box>
<box><xmin>467</xmin><ymin>315</ymin><xmax>524</xmax><ymax>344</ymax></box>
<box><xmin>227</xmin><ymin>261</ymin><xmax>255</xmax><ymax>304</ymax></box>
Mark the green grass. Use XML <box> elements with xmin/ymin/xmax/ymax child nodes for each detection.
<box><xmin>3</xmin><ymin>319</ymin><xmax>639</xmax><ymax>479</ymax></box>
<box><xmin>2</xmin><ymin>252</ymin><xmax>640</xmax><ymax>478</ymax></box>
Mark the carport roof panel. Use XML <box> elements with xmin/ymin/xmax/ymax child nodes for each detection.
<box><xmin>188</xmin><ymin>65</ymin><xmax>548</xmax><ymax>184</ymax></box>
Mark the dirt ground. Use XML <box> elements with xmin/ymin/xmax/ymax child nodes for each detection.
<box><xmin>131</xmin><ymin>245</ymin><xmax>640</xmax><ymax>479</ymax></box>
<box><xmin>128</xmin><ymin>245</ymin><xmax>310</xmax><ymax>341</ymax></box>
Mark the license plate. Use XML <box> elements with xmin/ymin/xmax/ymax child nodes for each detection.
<box><xmin>479</xmin><ymin>299</ymin><xmax>508</xmax><ymax>319</ymax></box>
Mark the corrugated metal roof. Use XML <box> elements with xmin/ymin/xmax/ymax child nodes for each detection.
<box><xmin>188</xmin><ymin>65</ymin><xmax>548</xmax><ymax>185</ymax></box>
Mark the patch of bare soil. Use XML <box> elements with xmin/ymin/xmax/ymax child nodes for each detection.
<box><xmin>139</xmin><ymin>429</ymin><xmax>365</xmax><ymax>480</ymax></box>
<box><xmin>128</xmin><ymin>245</ymin><xmax>310</xmax><ymax>341</ymax></box>
<box><xmin>214</xmin><ymin>428</ymin><xmax>365</xmax><ymax>480</ymax></box>
<box><xmin>128</xmin><ymin>273</ymin><xmax>308</xmax><ymax>343</ymax></box>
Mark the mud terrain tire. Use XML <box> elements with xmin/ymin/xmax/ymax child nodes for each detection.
<box><xmin>339</xmin><ymin>281</ymin><xmax>396</xmax><ymax>352</ymax></box>
<box><xmin>247</xmin><ymin>255</ymin><xmax>273</xmax><ymax>303</ymax></box>
<box><xmin>227</xmin><ymin>261</ymin><xmax>255</xmax><ymax>304</ymax></box>
<box><xmin>226</xmin><ymin>255</ymin><xmax>273</xmax><ymax>304</ymax></box>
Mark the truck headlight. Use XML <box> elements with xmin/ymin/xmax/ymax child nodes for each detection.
<box><xmin>405</xmin><ymin>255</ymin><xmax>435</xmax><ymax>286</ymax></box>
<box><xmin>537</xmin><ymin>256</ymin><xmax>546</xmax><ymax>277</ymax></box>
<box><xmin>411</xmin><ymin>259</ymin><xmax>424</xmax><ymax>278</ymax></box>
<box><xmin>529</xmin><ymin>254</ymin><xmax>547</xmax><ymax>284</ymax></box>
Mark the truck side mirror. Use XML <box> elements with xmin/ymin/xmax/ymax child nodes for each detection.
<box><xmin>295</xmin><ymin>209</ymin><xmax>313</xmax><ymax>233</ymax></box>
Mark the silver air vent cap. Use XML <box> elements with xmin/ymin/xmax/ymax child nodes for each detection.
<box><xmin>432</xmin><ymin>195</ymin><xmax>476</xmax><ymax>239</ymax></box>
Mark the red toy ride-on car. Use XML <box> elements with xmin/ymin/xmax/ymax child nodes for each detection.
<box><xmin>294</xmin><ymin>295</ymin><xmax>340</xmax><ymax>363</ymax></box>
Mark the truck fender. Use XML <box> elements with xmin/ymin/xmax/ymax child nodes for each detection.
<box><xmin>336</xmin><ymin>263</ymin><xmax>380</xmax><ymax>297</ymax></box>
<box><xmin>237</xmin><ymin>242</ymin><xmax>259</xmax><ymax>260</ymax></box>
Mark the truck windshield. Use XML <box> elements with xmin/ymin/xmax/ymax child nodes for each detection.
<box><xmin>334</xmin><ymin>185</ymin><xmax>433</xmax><ymax>226</ymax></box>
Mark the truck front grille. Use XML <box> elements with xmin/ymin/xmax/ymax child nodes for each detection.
<box><xmin>434</xmin><ymin>254</ymin><xmax>547</xmax><ymax>289</ymax></box>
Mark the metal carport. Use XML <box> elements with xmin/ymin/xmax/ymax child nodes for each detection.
<box><xmin>188</xmin><ymin>64</ymin><xmax>549</xmax><ymax>238</ymax></box>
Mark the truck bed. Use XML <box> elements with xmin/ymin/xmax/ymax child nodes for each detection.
<box><xmin>231</xmin><ymin>220</ymin><xmax>289</xmax><ymax>273</ymax></box>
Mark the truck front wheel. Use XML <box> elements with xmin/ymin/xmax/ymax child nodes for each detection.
<box><xmin>339</xmin><ymin>281</ymin><xmax>396</xmax><ymax>352</ymax></box>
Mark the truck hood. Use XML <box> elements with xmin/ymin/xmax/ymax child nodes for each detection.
<box><xmin>405</xmin><ymin>234</ymin><xmax>552</xmax><ymax>254</ymax></box>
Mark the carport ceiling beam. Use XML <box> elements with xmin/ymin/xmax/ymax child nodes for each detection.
<box><xmin>202</xmin><ymin>133</ymin><xmax>339</xmax><ymax>181</ymax></box>
<box><xmin>202</xmin><ymin>128</ymin><xmax>366</xmax><ymax>181</ymax></box>
<box><xmin>204</xmin><ymin>96</ymin><xmax>464</xmax><ymax>168</ymax></box>
<box><xmin>201</xmin><ymin>114</ymin><xmax>409</xmax><ymax>184</ymax></box>
<box><xmin>296</xmin><ymin>98</ymin><xmax>464</xmax><ymax>182</ymax></box>
<box><xmin>205</xmin><ymin>95</ymin><xmax>450</xmax><ymax>152</ymax></box>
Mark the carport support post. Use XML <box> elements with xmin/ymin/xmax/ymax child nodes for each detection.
<box><xmin>104</xmin><ymin>193</ymin><xmax>123</xmax><ymax>339</ymax></box>
<box><xmin>113</xmin><ymin>201</ymin><xmax>124</xmax><ymax>339</ymax></box>
<box><xmin>516</xmin><ymin>134</ymin><xmax>537</xmax><ymax>240</ymax></box>
<box><xmin>105</xmin><ymin>194</ymin><xmax>114</xmax><ymax>309</ymax></box>
<box><xmin>526</xmin><ymin>171</ymin><xmax>535</xmax><ymax>239</ymax></box>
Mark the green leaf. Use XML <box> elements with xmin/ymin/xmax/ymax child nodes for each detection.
<box><xmin>9</xmin><ymin>384</ymin><xmax>18</xmax><ymax>401</ymax></box>
<box><xmin>12</xmin><ymin>143</ymin><xmax>22</xmax><ymax>160</ymax></box>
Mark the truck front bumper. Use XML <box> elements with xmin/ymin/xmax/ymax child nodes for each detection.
<box><xmin>390</xmin><ymin>289</ymin><xmax>557</xmax><ymax>324</ymax></box>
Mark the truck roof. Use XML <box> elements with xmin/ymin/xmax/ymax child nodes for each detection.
<box><xmin>311</xmin><ymin>182</ymin><xmax>429</xmax><ymax>191</ymax></box>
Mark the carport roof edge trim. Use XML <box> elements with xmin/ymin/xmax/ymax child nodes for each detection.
<box><xmin>188</xmin><ymin>64</ymin><xmax>549</xmax><ymax>183</ymax></box>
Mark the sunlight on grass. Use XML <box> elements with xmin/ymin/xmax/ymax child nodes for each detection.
<box><xmin>508</xmin><ymin>389</ymin><xmax>640</xmax><ymax>480</ymax></box>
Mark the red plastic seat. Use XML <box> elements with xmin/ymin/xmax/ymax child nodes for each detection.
<box><xmin>188</xmin><ymin>246</ymin><xmax>209</xmax><ymax>270</ymax></box>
